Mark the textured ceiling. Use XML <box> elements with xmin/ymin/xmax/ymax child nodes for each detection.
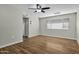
<box><xmin>10</xmin><ymin>4</ymin><xmax>79</xmax><ymax>17</ymax></box>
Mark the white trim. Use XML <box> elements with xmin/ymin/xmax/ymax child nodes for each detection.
<box><xmin>41</xmin><ymin>34</ymin><xmax>76</xmax><ymax>40</ymax></box>
<box><xmin>39</xmin><ymin>10</ymin><xmax>77</xmax><ymax>18</ymax></box>
<box><xmin>77</xmin><ymin>39</ymin><xmax>79</xmax><ymax>45</ymax></box>
<box><xmin>0</xmin><ymin>39</ymin><xmax>23</xmax><ymax>48</ymax></box>
<box><xmin>28</xmin><ymin>34</ymin><xmax>39</xmax><ymax>38</ymax></box>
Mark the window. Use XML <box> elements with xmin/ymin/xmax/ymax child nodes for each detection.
<box><xmin>47</xmin><ymin>18</ymin><xmax>69</xmax><ymax>30</ymax></box>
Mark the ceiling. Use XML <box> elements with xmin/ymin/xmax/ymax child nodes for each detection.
<box><xmin>11</xmin><ymin>4</ymin><xmax>79</xmax><ymax>18</ymax></box>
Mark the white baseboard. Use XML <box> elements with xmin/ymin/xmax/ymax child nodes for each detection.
<box><xmin>28</xmin><ymin>34</ymin><xmax>39</xmax><ymax>38</ymax></box>
<box><xmin>77</xmin><ymin>40</ymin><xmax>79</xmax><ymax>45</ymax></box>
<box><xmin>41</xmin><ymin>34</ymin><xmax>76</xmax><ymax>40</ymax></box>
<box><xmin>0</xmin><ymin>39</ymin><xmax>23</xmax><ymax>48</ymax></box>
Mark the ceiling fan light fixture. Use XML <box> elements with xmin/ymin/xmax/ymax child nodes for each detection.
<box><xmin>37</xmin><ymin>9</ymin><xmax>41</xmax><ymax>12</ymax></box>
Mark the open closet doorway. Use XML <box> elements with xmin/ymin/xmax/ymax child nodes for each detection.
<box><xmin>23</xmin><ymin>17</ymin><xmax>29</xmax><ymax>39</ymax></box>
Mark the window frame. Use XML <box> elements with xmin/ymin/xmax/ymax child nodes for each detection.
<box><xmin>47</xmin><ymin>18</ymin><xmax>69</xmax><ymax>30</ymax></box>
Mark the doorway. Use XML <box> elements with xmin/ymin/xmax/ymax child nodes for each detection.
<box><xmin>23</xmin><ymin>17</ymin><xmax>29</xmax><ymax>38</ymax></box>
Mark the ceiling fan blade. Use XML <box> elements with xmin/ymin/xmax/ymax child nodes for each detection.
<box><xmin>33</xmin><ymin>10</ymin><xmax>37</xmax><ymax>13</ymax></box>
<box><xmin>41</xmin><ymin>10</ymin><xmax>45</xmax><ymax>13</ymax></box>
<box><xmin>42</xmin><ymin>7</ymin><xmax>50</xmax><ymax>10</ymax></box>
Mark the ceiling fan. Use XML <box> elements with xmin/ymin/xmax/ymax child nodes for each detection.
<box><xmin>28</xmin><ymin>4</ymin><xmax>50</xmax><ymax>13</ymax></box>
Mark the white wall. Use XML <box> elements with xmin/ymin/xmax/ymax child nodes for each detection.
<box><xmin>0</xmin><ymin>5</ymin><xmax>24</xmax><ymax>48</ymax></box>
<box><xmin>28</xmin><ymin>14</ymin><xmax>39</xmax><ymax>37</ymax></box>
<box><xmin>77</xmin><ymin>11</ymin><xmax>79</xmax><ymax>44</ymax></box>
<box><xmin>0</xmin><ymin>4</ymin><xmax>39</xmax><ymax>48</ymax></box>
<box><xmin>11</xmin><ymin>4</ymin><xmax>39</xmax><ymax>38</ymax></box>
<box><xmin>39</xmin><ymin>13</ymin><xmax>77</xmax><ymax>39</ymax></box>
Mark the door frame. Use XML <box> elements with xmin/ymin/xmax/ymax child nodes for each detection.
<box><xmin>23</xmin><ymin>17</ymin><xmax>29</xmax><ymax>38</ymax></box>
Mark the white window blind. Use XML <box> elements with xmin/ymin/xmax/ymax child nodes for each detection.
<box><xmin>47</xmin><ymin>18</ymin><xmax>69</xmax><ymax>30</ymax></box>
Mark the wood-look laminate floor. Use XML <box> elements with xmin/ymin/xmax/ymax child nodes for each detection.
<box><xmin>0</xmin><ymin>35</ymin><xmax>79</xmax><ymax>54</ymax></box>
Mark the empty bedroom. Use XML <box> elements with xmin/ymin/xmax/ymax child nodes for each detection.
<box><xmin>0</xmin><ymin>4</ymin><xmax>79</xmax><ymax>54</ymax></box>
